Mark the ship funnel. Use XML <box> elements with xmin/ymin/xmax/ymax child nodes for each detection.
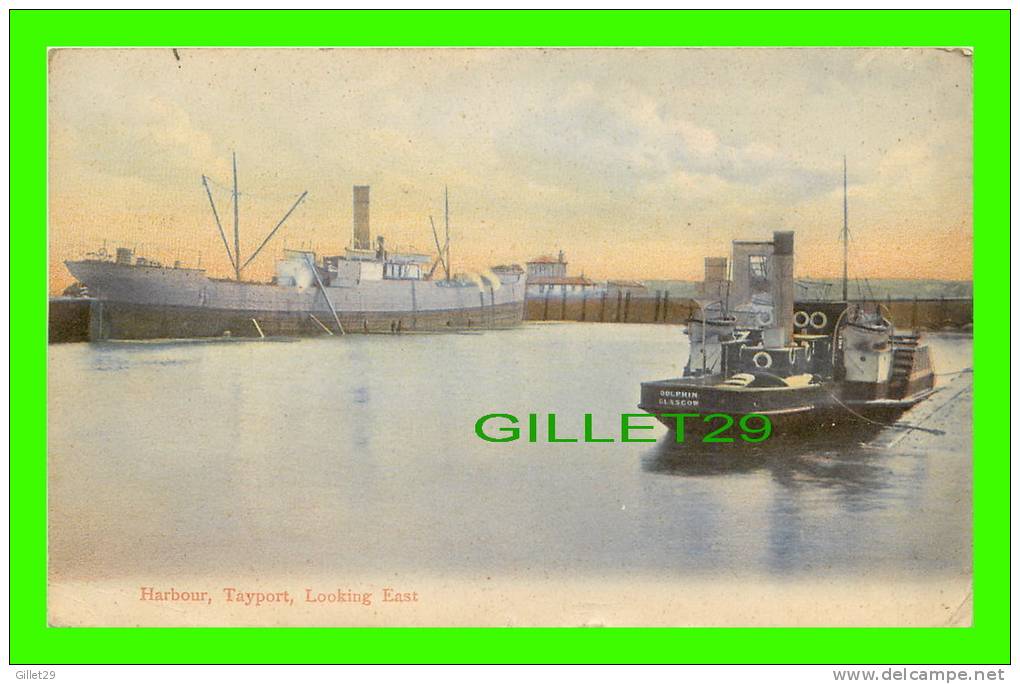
<box><xmin>353</xmin><ymin>185</ymin><xmax>371</xmax><ymax>250</ymax></box>
<box><xmin>768</xmin><ymin>231</ymin><xmax>795</xmax><ymax>347</ymax></box>
<box><xmin>699</xmin><ymin>256</ymin><xmax>728</xmax><ymax>301</ymax></box>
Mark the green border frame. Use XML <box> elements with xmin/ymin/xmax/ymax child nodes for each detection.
<box><xmin>11</xmin><ymin>9</ymin><xmax>1009</xmax><ymax>664</ymax></box>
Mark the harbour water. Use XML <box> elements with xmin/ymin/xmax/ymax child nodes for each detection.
<box><xmin>48</xmin><ymin>323</ymin><xmax>972</xmax><ymax>589</ymax></box>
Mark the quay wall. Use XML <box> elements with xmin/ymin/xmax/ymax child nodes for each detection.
<box><xmin>525</xmin><ymin>292</ymin><xmax>974</xmax><ymax>330</ymax></box>
<box><xmin>50</xmin><ymin>294</ymin><xmax>975</xmax><ymax>342</ymax></box>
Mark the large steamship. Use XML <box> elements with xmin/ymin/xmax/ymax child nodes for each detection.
<box><xmin>64</xmin><ymin>157</ymin><xmax>525</xmax><ymax>340</ymax></box>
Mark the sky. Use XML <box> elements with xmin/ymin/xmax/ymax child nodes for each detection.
<box><xmin>48</xmin><ymin>48</ymin><xmax>973</xmax><ymax>293</ymax></box>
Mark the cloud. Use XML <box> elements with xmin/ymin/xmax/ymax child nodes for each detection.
<box><xmin>46</xmin><ymin>48</ymin><xmax>973</xmax><ymax>289</ymax></box>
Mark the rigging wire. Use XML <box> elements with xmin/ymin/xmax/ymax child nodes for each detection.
<box><xmin>822</xmin><ymin>387</ymin><xmax>945</xmax><ymax>436</ymax></box>
<box><xmin>204</xmin><ymin>174</ymin><xmax>309</xmax><ymax>202</ymax></box>
<box><xmin>935</xmin><ymin>368</ymin><xmax>972</xmax><ymax>377</ymax></box>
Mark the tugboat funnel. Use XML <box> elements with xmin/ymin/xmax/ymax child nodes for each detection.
<box><xmin>768</xmin><ymin>230</ymin><xmax>795</xmax><ymax>347</ymax></box>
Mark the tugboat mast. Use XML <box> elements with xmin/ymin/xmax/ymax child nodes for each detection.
<box><xmin>444</xmin><ymin>185</ymin><xmax>451</xmax><ymax>281</ymax></box>
<box><xmin>232</xmin><ymin>151</ymin><xmax>241</xmax><ymax>281</ymax></box>
<box><xmin>842</xmin><ymin>155</ymin><xmax>849</xmax><ymax>303</ymax></box>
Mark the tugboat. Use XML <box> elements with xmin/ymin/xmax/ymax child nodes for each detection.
<box><xmin>640</xmin><ymin>231</ymin><xmax>936</xmax><ymax>440</ymax></box>
<box><xmin>639</xmin><ymin>167</ymin><xmax>936</xmax><ymax>441</ymax></box>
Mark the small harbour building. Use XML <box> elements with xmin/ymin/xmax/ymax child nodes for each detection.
<box><xmin>525</xmin><ymin>252</ymin><xmax>600</xmax><ymax>296</ymax></box>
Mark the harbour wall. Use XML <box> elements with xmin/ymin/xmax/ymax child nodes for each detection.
<box><xmin>524</xmin><ymin>291</ymin><xmax>974</xmax><ymax>330</ymax></box>
<box><xmin>49</xmin><ymin>294</ymin><xmax>974</xmax><ymax>342</ymax></box>
<box><xmin>49</xmin><ymin>297</ymin><xmax>93</xmax><ymax>343</ymax></box>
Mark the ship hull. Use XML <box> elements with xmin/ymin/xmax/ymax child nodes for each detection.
<box><xmin>639</xmin><ymin>377</ymin><xmax>935</xmax><ymax>441</ymax></box>
<box><xmin>83</xmin><ymin>299</ymin><xmax>525</xmax><ymax>340</ymax></box>
<box><xmin>64</xmin><ymin>259</ymin><xmax>525</xmax><ymax>340</ymax></box>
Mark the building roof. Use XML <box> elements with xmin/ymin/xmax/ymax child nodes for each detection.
<box><xmin>527</xmin><ymin>255</ymin><xmax>564</xmax><ymax>264</ymax></box>
<box><xmin>607</xmin><ymin>279</ymin><xmax>648</xmax><ymax>289</ymax></box>
<box><xmin>528</xmin><ymin>276</ymin><xmax>595</xmax><ymax>286</ymax></box>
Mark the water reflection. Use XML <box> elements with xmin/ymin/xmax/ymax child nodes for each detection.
<box><xmin>640</xmin><ymin>424</ymin><xmax>904</xmax><ymax>574</ymax></box>
<box><xmin>641</xmin><ymin>422</ymin><xmax>891</xmax><ymax>501</ymax></box>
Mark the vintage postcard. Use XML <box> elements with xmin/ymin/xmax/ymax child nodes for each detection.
<box><xmin>47</xmin><ymin>47</ymin><xmax>973</xmax><ymax>627</ymax></box>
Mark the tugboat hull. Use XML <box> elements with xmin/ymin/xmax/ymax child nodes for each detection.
<box><xmin>639</xmin><ymin>377</ymin><xmax>935</xmax><ymax>440</ymax></box>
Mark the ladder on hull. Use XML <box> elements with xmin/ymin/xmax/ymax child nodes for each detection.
<box><xmin>889</xmin><ymin>334</ymin><xmax>920</xmax><ymax>398</ymax></box>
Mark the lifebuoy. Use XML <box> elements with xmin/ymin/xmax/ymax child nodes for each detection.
<box><xmin>794</xmin><ymin>310</ymin><xmax>810</xmax><ymax>328</ymax></box>
<box><xmin>753</xmin><ymin>351</ymin><xmax>773</xmax><ymax>369</ymax></box>
<box><xmin>756</xmin><ymin>309</ymin><xmax>773</xmax><ymax>327</ymax></box>
<box><xmin>810</xmin><ymin>311</ymin><xmax>828</xmax><ymax>329</ymax></box>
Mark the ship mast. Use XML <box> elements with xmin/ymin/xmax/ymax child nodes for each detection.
<box><xmin>202</xmin><ymin>151</ymin><xmax>308</xmax><ymax>280</ymax></box>
<box><xmin>444</xmin><ymin>185</ymin><xmax>451</xmax><ymax>281</ymax></box>
<box><xmin>842</xmin><ymin>155</ymin><xmax>849</xmax><ymax>303</ymax></box>
<box><xmin>232</xmin><ymin>151</ymin><xmax>241</xmax><ymax>281</ymax></box>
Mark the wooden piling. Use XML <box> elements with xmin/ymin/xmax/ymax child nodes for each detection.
<box><xmin>310</xmin><ymin>314</ymin><xmax>334</xmax><ymax>335</ymax></box>
<box><xmin>88</xmin><ymin>300</ymin><xmax>105</xmax><ymax>341</ymax></box>
<box><xmin>519</xmin><ymin>293</ymin><xmax>973</xmax><ymax>330</ymax></box>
